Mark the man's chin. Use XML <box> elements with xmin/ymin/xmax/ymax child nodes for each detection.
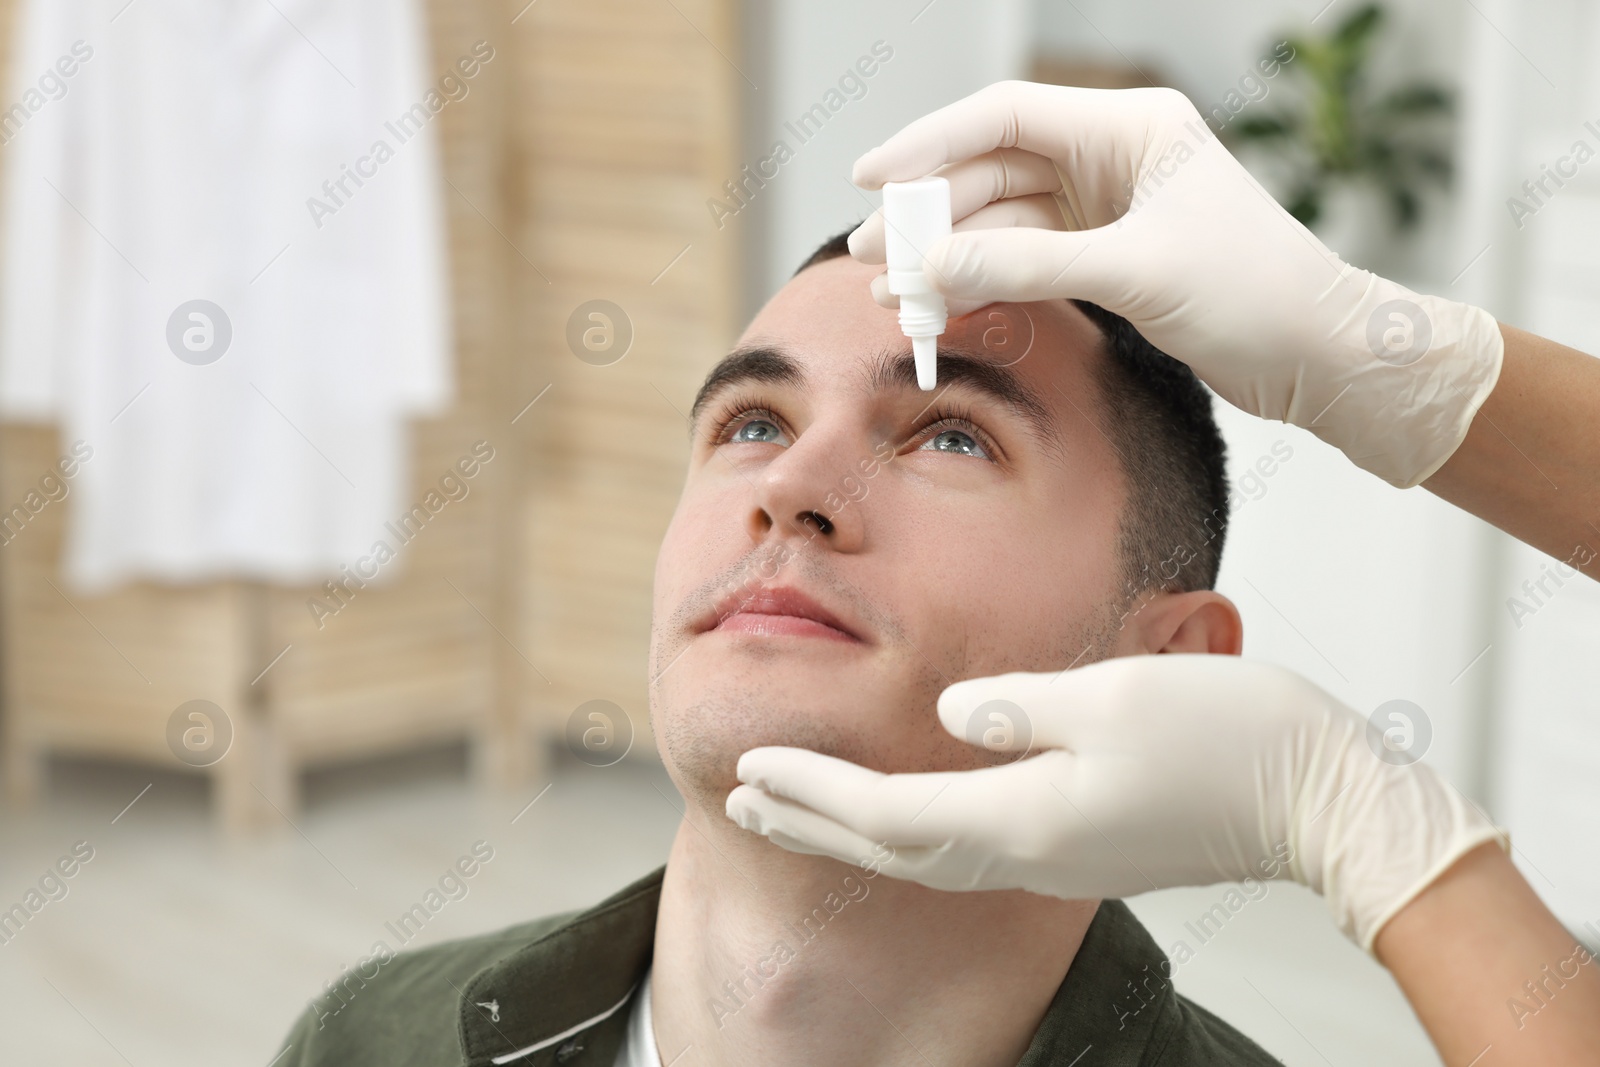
<box><xmin>656</xmin><ymin>695</ymin><xmax>882</xmax><ymax>808</ymax></box>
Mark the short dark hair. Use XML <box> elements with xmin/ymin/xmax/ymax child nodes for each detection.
<box><xmin>795</xmin><ymin>229</ymin><xmax>1228</xmax><ymax>594</ymax></box>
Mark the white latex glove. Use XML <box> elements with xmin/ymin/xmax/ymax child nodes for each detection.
<box><xmin>847</xmin><ymin>81</ymin><xmax>1503</xmax><ymax>489</ymax></box>
<box><xmin>725</xmin><ymin>655</ymin><xmax>1505</xmax><ymax>952</ymax></box>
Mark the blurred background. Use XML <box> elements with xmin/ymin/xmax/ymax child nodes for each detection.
<box><xmin>0</xmin><ymin>1</ymin><xmax>1595</xmax><ymax>1064</ymax></box>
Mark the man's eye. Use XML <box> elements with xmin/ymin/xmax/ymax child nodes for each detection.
<box><xmin>920</xmin><ymin>428</ymin><xmax>988</xmax><ymax>459</ymax></box>
<box><xmin>727</xmin><ymin>416</ymin><xmax>789</xmax><ymax>446</ymax></box>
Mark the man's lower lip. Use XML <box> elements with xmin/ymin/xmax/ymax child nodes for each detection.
<box><xmin>711</xmin><ymin>613</ymin><xmax>859</xmax><ymax>642</ymax></box>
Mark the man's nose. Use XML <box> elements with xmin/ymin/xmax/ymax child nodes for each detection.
<box><xmin>744</xmin><ymin>430</ymin><xmax>868</xmax><ymax>553</ymax></box>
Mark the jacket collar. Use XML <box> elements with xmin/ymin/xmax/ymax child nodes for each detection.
<box><xmin>456</xmin><ymin>866</ymin><xmax>663</xmax><ymax>1066</ymax></box>
<box><xmin>452</xmin><ymin>864</ymin><xmax>1181</xmax><ymax>1066</ymax></box>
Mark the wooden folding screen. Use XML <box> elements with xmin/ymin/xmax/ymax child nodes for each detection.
<box><xmin>0</xmin><ymin>0</ymin><xmax>741</xmax><ymax>828</ymax></box>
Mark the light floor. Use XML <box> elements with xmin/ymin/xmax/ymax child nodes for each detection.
<box><xmin>0</xmin><ymin>748</ymin><xmax>1440</xmax><ymax>1066</ymax></box>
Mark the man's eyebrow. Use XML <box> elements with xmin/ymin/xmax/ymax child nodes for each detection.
<box><xmin>870</xmin><ymin>344</ymin><xmax>1063</xmax><ymax>454</ymax></box>
<box><xmin>689</xmin><ymin>345</ymin><xmax>805</xmax><ymax>428</ymax></box>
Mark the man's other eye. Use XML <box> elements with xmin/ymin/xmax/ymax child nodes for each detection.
<box><xmin>726</xmin><ymin>414</ymin><xmax>790</xmax><ymax>446</ymax></box>
<box><xmin>920</xmin><ymin>426</ymin><xmax>989</xmax><ymax>459</ymax></box>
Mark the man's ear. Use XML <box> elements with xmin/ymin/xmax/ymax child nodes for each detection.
<box><xmin>1128</xmin><ymin>590</ymin><xmax>1243</xmax><ymax>656</ymax></box>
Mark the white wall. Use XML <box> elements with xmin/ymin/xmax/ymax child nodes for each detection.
<box><xmin>1460</xmin><ymin>0</ymin><xmax>1600</xmax><ymax>932</ymax></box>
<box><xmin>738</xmin><ymin>0</ymin><xmax>1029</xmax><ymax>315</ymax></box>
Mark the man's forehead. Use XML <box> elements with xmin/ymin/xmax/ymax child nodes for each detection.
<box><xmin>744</xmin><ymin>252</ymin><xmax>1100</xmax><ymax>377</ymax></box>
<box><xmin>690</xmin><ymin>255</ymin><xmax>1104</xmax><ymax>448</ymax></box>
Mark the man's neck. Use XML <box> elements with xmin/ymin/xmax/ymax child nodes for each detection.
<box><xmin>650</xmin><ymin>806</ymin><xmax>1098</xmax><ymax>1067</ymax></box>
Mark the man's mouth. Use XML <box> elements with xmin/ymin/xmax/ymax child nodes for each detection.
<box><xmin>701</xmin><ymin>585</ymin><xmax>864</xmax><ymax>644</ymax></box>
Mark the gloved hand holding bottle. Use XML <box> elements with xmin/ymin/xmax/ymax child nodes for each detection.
<box><xmin>844</xmin><ymin>81</ymin><xmax>1504</xmax><ymax>491</ymax></box>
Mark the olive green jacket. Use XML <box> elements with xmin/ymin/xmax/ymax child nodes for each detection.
<box><xmin>275</xmin><ymin>865</ymin><xmax>1280</xmax><ymax>1066</ymax></box>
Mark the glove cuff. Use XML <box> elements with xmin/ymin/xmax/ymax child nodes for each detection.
<box><xmin>1300</xmin><ymin>276</ymin><xmax>1505</xmax><ymax>489</ymax></box>
<box><xmin>1317</xmin><ymin>747</ymin><xmax>1509</xmax><ymax>952</ymax></box>
<box><xmin>1357</xmin><ymin>824</ymin><xmax>1510</xmax><ymax>954</ymax></box>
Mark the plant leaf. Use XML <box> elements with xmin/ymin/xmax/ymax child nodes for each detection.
<box><xmin>1244</xmin><ymin>3</ymin><xmax>1453</xmax><ymax>231</ymax></box>
<box><xmin>1334</xmin><ymin>4</ymin><xmax>1384</xmax><ymax>51</ymax></box>
<box><xmin>1390</xmin><ymin>186</ymin><xmax>1420</xmax><ymax>228</ymax></box>
<box><xmin>1233</xmin><ymin>115</ymin><xmax>1297</xmax><ymax>139</ymax></box>
<box><xmin>1286</xmin><ymin>185</ymin><xmax>1322</xmax><ymax>228</ymax></box>
<box><xmin>1407</xmin><ymin>148</ymin><xmax>1453</xmax><ymax>180</ymax></box>
<box><xmin>1375</xmin><ymin>84</ymin><xmax>1453</xmax><ymax>116</ymax></box>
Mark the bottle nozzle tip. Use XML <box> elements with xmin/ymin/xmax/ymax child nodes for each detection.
<box><xmin>912</xmin><ymin>335</ymin><xmax>937</xmax><ymax>390</ymax></box>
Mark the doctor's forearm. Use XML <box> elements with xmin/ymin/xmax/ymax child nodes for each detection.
<box><xmin>1424</xmin><ymin>324</ymin><xmax>1600</xmax><ymax>579</ymax></box>
<box><xmin>1374</xmin><ymin>841</ymin><xmax>1600</xmax><ymax>1066</ymax></box>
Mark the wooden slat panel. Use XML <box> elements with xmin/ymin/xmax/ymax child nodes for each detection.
<box><xmin>0</xmin><ymin>424</ymin><xmax>243</xmax><ymax>771</ymax></box>
<box><xmin>514</xmin><ymin>0</ymin><xmax>741</xmax><ymax>757</ymax></box>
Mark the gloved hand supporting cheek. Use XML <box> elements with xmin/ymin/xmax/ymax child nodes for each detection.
<box><xmin>727</xmin><ymin>655</ymin><xmax>1508</xmax><ymax>953</ymax></box>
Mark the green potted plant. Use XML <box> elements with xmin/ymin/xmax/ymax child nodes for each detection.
<box><xmin>1229</xmin><ymin>3</ymin><xmax>1454</xmax><ymax>264</ymax></box>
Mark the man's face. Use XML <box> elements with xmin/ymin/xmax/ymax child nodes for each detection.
<box><xmin>650</xmin><ymin>254</ymin><xmax>1140</xmax><ymax>807</ymax></box>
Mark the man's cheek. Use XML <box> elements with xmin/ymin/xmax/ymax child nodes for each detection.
<box><xmin>657</xmin><ymin>488</ymin><xmax>730</xmax><ymax>568</ymax></box>
<box><xmin>653</xmin><ymin>509</ymin><xmax>714</xmax><ymax>608</ymax></box>
<box><xmin>653</xmin><ymin>516</ymin><xmax>690</xmax><ymax>594</ymax></box>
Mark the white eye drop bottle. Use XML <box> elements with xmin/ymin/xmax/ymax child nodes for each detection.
<box><xmin>881</xmin><ymin>176</ymin><xmax>952</xmax><ymax>390</ymax></box>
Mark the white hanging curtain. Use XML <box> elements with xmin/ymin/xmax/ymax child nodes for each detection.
<box><xmin>0</xmin><ymin>0</ymin><xmax>452</xmax><ymax>591</ymax></box>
